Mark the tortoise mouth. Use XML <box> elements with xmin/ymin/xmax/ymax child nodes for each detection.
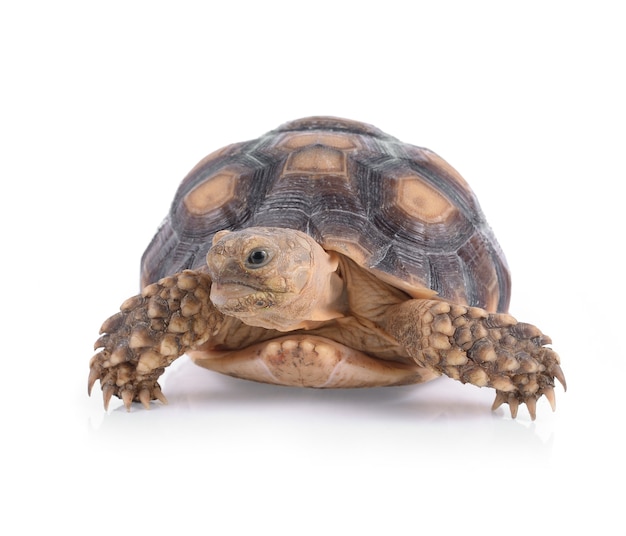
<box><xmin>210</xmin><ymin>281</ymin><xmax>278</xmax><ymax>311</ymax></box>
<box><xmin>214</xmin><ymin>280</ymin><xmax>264</xmax><ymax>293</ymax></box>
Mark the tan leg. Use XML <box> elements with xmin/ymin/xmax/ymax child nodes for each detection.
<box><xmin>384</xmin><ymin>299</ymin><xmax>566</xmax><ymax>419</ymax></box>
<box><xmin>88</xmin><ymin>271</ymin><xmax>218</xmax><ymax>410</ymax></box>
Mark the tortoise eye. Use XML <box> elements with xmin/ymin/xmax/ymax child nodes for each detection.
<box><xmin>245</xmin><ymin>248</ymin><xmax>271</xmax><ymax>268</ymax></box>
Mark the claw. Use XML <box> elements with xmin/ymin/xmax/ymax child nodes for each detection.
<box><xmin>509</xmin><ymin>398</ymin><xmax>519</xmax><ymax>419</ymax></box>
<box><xmin>153</xmin><ymin>385</ymin><xmax>168</xmax><ymax>405</ymax></box>
<box><xmin>526</xmin><ymin>397</ymin><xmax>537</xmax><ymax>421</ymax></box>
<box><xmin>100</xmin><ymin>311</ymin><xmax>125</xmax><ymax>334</ymax></box>
<box><xmin>122</xmin><ymin>389</ymin><xmax>134</xmax><ymax>412</ymax></box>
<box><xmin>87</xmin><ymin>366</ymin><xmax>99</xmax><ymax>396</ymax></box>
<box><xmin>93</xmin><ymin>335</ymin><xmax>108</xmax><ymax>350</ymax></box>
<box><xmin>543</xmin><ymin>386</ymin><xmax>556</xmax><ymax>412</ymax></box>
<box><xmin>553</xmin><ymin>364</ymin><xmax>567</xmax><ymax>391</ymax></box>
<box><xmin>102</xmin><ymin>384</ymin><xmax>115</xmax><ymax>411</ymax></box>
<box><xmin>492</xmin><ymin>392</ymin><xmax>507</xmax><ymax>412</ymax></box>
<box><xmin>139</xmin><ymin>388</ymin><xmax>152</xmax><ymax>410</ymax></box>
<box><xmin>539</xmin><ymin>334</ymin><xmax>552</xmax><ymax>345</ymax></box>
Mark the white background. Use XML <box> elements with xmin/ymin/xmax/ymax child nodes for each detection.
<box><xmin>1</xmin><ymin>1</ymin><xmax>624</xmax><ymax>534</ymax></box>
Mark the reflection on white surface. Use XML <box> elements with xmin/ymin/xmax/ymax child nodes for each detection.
<box><xmin>77</xmin><ymin>355</ymin><xmax>617</xmax><ymax>535</ymax></box>
<box><xmin>5</xmin><ymin>341</ymin><xmax>619</xmax><ymax>536</ymax></box>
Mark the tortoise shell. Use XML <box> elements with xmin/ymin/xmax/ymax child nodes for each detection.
<box><xmin>141</xmin><ymin>116</ymin><xmax>511</xmax><ymax>313</ymax></box>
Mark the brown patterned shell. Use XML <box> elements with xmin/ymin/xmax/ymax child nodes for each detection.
<box><xmin>141</xmin><ymin>117</ymin><xmax>511</xmax><ymax>313</ymax></box>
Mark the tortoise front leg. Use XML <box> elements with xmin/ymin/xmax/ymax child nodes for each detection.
<box><xmin>384</xmin><ymin>300</ymin><xmax>566</xmax><ymax>419</ymax></box>
<box><xmin>88</xmin><ymin>270</ymin><xmax>219</xmax><ymax>410</ymax></box>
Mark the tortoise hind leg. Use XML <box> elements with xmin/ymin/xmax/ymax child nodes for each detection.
<box><xmin>88</xmin><ymin>270</ymin><xmax>217</xmax><ymax>410</ymax></box>
<box><xmin>384</xmin><ymin>299</ymin><xmax>566</xmax><ymax>419</ymax></box>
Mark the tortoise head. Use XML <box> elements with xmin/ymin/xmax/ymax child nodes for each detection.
<box><xmin>206</xmin><ymin>227</ymin><xmax>345</xmax><ymax>331</ymax></box>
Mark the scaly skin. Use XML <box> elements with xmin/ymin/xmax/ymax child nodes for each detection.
<box><xmin>384</xmin><ymin>300</ymin><xmax>566</xmax><ymax>419</ymax></box>
<box><xmin>88</xmin><ymin>271</ymin><xmax>219</xmax><ymax>410</ymax></box>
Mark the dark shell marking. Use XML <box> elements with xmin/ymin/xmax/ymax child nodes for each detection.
<box><xmin>141</xmin><ymin>117</ymin><xmax>510</xmax><ymax>313</ymax></box>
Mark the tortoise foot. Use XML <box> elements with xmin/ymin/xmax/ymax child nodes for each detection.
<box><xmin>386</xmin><ymin>300</ymin><xmax>566</xmax><ymax>419</ymax></box>
<box><xmin>88</xmin><ymin>270</ymin><xmax>216</xmax><ymax>410</ymax></box>
<box><xmin>88</xmin><ymin>351</ymin><xmax>168</xmax><ymax>411</ymax></box>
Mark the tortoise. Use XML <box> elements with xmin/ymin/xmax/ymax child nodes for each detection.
<box><xmin>88</xmin><ymin>116</ymin><xmax>565</xmax><ymax>419</ymax></box>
